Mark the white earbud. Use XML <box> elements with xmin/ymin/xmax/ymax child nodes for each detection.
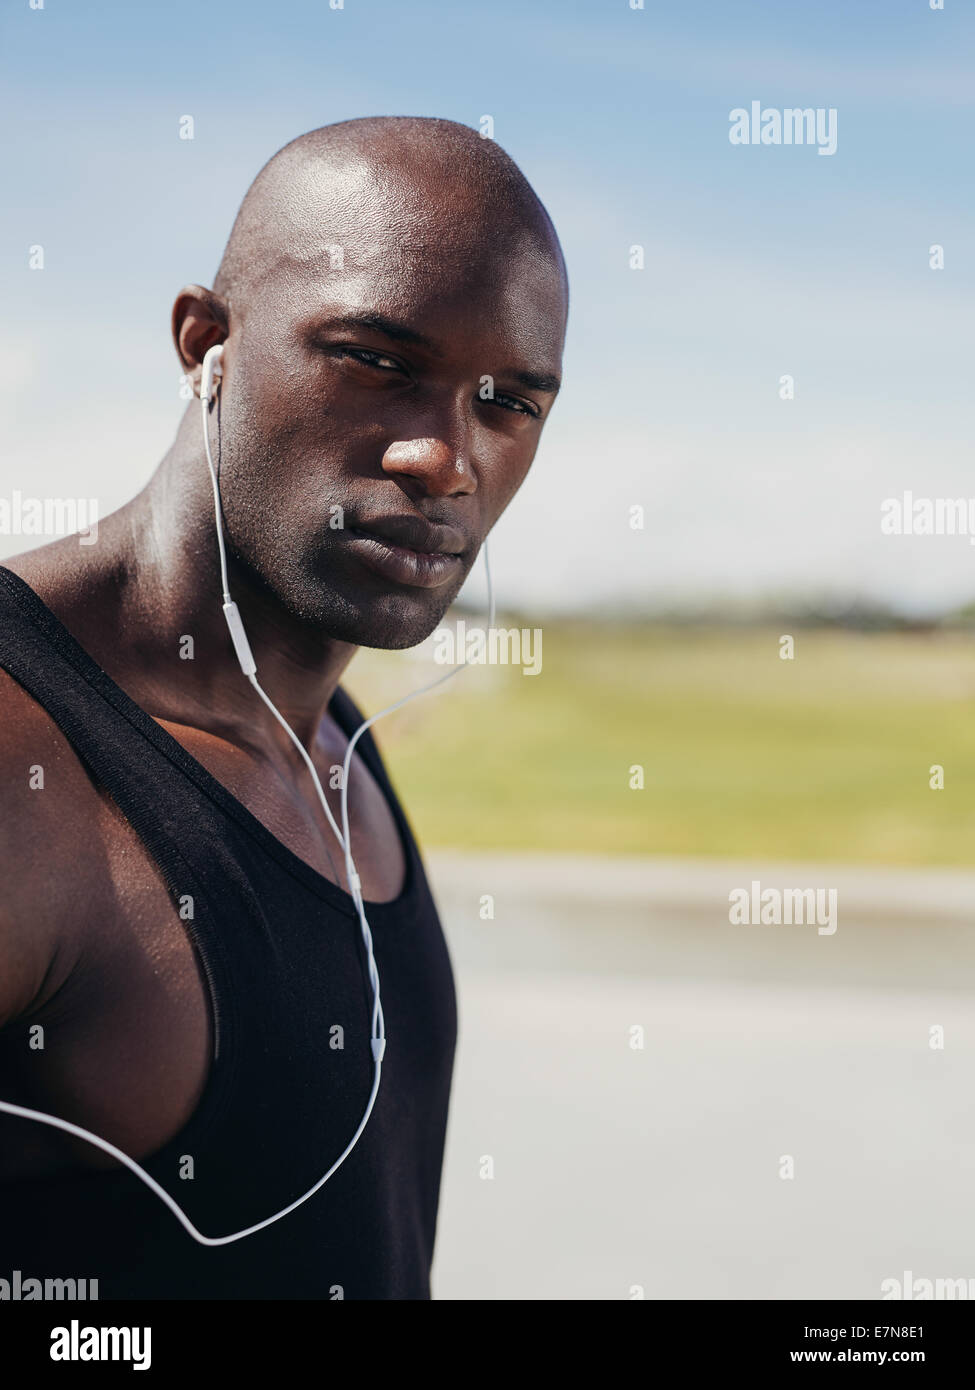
<box><xmin>200</xmin><ymin>343</ymin><xmax>224</xmax><ymax>405</ymax></box>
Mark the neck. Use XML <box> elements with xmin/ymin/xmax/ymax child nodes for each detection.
<box><xmin>30</xmin><ymin>408</ymin><xmax>359</xmax><ymax>753</ymax></box>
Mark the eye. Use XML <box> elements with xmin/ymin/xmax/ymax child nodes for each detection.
<box><xmin>491</xmin><ymin>392</ymin><xmax>541</xmax><ymax>419</ymax></box>
<box><xmin>336</xmin><ymin>347</ymin><xmax>405</xmax><ymax>372</ymax></box>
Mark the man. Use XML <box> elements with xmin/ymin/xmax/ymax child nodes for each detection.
<box><xmin>0</xmin><ymin>116</ymin><xmax>568</xmax><ymax>1299</ymax></box>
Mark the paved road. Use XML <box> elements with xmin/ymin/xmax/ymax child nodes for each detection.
<box><xmin>424</xmin><ymin>851</ymin><xmax>975</xmax><ymax>1300</ymax></box>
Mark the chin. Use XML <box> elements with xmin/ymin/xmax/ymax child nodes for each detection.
<box><xmin>280</xmin><ymin>576</ymin><xmax>460</xmax><ymax>652</ymax></box>
<box><xmin>350</xmin><ymin>594</ymin><xmax>460</xmax><ymax>651</ymax></box>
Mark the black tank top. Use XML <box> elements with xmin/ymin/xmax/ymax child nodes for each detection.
<box><xmin>0</xmin><ymin>565</ymin><xmax>457</xmax><ymax>1300</ymax></box>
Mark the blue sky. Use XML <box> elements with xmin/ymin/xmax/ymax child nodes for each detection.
<box><xmin>1</xmin><ymin>0</ymin><xmax>972</xmax><ymax>615</ymax></box>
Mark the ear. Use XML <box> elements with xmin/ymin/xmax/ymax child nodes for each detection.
<box><xmin>172</xmin><ymin>286</ymin><xmax>229</xmax><ymax>398</ymax></box>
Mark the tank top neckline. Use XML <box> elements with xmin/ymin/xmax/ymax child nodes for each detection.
<box><xmin>0</xmin><ymin>563</ymin><xmax>420</xmax><ymax>920</ymax></box>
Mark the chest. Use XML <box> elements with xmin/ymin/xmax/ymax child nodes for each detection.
<box><xmin>154</xmin><ymin>716</ymin><xmax>408</xmax><ymax>904</ymax></box>
<box><xmin>0</xmin><ymin>720</ymin><xmax>412</xmax><ymax>1179</ymax></box>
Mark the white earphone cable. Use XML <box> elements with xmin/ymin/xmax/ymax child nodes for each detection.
<box><xmin>0</xmin><ymin>348</ymin><xmax>493</xmax><ymax>1244</ymax></box>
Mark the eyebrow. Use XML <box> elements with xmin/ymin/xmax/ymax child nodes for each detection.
<box><xmin>324</xmin><ymin>312</ymin><xmax>440</xmax><ymax>354</ymax></box>
<box><xmin>507</xmin><ymin>368</ymin><xmax>561</xmax><ymax>395</ymax></box>
<box><xmin>321</xmin><ymin>312</ymin><xmax>561</xmax><ymax>395</ymax></box>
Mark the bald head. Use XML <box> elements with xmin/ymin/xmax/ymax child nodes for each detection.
<box><xmin>212</xmin><ymin>116</ymin><xmax>566</xmax><ymax>315</ymax></box>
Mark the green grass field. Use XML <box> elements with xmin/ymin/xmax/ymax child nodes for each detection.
<box><xmin>343</xmin><ymin>622</ymin><xmax>975</xmax><ymax>866</ymax></box>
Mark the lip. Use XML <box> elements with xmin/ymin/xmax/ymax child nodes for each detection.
<box><xmin>350</xmin><ymin>514</ymin><xmax>466</xmax><ymax>556</ymax></box>
<box><xmin>345</xmin><ymin>517</ymin><xmax>465</xmax><ymax>589</ymax></box>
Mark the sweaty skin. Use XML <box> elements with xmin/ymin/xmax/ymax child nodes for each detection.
<box><xmin>0</xmin><ymin>117</ymin><xmax>568</xmax><ymax>1180</ymax></box>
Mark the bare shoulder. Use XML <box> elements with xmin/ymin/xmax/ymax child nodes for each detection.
<box><xmin>0</xmin><ymin>666</ymin><xmax>108</xmax><ymax>1026</ymax></box>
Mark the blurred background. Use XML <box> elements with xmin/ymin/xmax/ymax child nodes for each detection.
<box><xmin>2</xmin><ymin>0</ymin><xmax>974</xmax><ymax>1299</ymax></box>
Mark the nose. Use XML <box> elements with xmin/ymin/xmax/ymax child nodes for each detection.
<box><xmin>380</xmin><ymin>437</ymin><xmax>476</xmax><ymax>500</ymax></box>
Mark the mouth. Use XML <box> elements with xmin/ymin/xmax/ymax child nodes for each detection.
<box><xmin>344</xmin><ymin>516</ymin><xmax>466</xmax><ymax>590</ymax></box>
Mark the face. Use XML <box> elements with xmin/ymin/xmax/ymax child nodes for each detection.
<box><xmin>206</xmin><ymin>175</ymin><xmax>567</xmax><ymax>649</ymax></box>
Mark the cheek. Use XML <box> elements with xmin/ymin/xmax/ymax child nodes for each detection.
<box><xmin>229</xmin><ymin>369</ymin><xmax>360</xmax><ymax>488</ymax></box>
<box><xmin>483</xmin><ymin>442</ymin><xmax>536</xmax><ymax>521</ymax></box>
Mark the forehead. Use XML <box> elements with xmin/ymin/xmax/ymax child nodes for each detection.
<box><xmin>245</xmin><ymin>161</ymin><xmax>567</xmax><ymax>361</ymax></box>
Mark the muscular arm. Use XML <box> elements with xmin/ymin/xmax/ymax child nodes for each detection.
<box><xmin>0</xmin><ymin>669</ymin><xmax>100</xmax><ymax>1175</ymax></box>
<box><xmin>0</xmin><ymin>667</ymin><xmax>214</xmax><ymax>1180</ymax></box>
<box><xmin>0</xmin><ymin>668</ymin><xmax>86</xmax><ymax>1030</ymax></box>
